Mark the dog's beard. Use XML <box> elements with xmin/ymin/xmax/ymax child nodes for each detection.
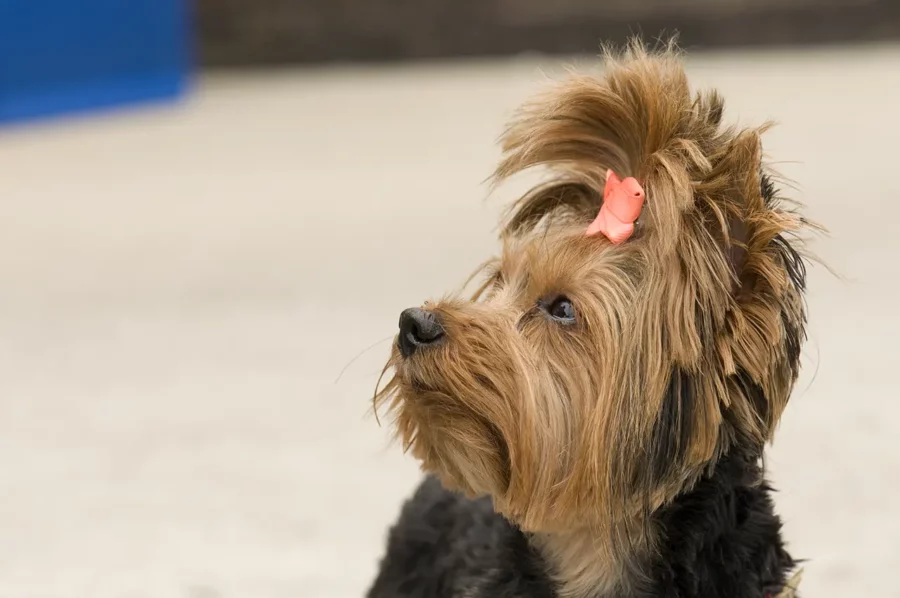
<box><xmin>375</xmin><ymin>319</ymin><xmax>588</xmax><ymax>534</ymax></box>
<box><xmin>376</xmin><ymin>343</ymin><xmax>517</xmax><ymax>499</ymax></box>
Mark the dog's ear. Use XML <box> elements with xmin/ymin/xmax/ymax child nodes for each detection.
<box><xmin>603</xmin><ymin>128</ymin><xmax>813</xmax><ymax>508</ymax></box>
<box><xmin>629</xmin><ymin>122</ymin><xmax>811</xmax><ymax>469</ymax></box>
<box><xmin>630</xmin><ymin>151</ymin><xmax>811</xmax><ymax>498</ymax></box>
<box><xmin>717</xmin><ymin>156</ymin><xmax>811</xmax><ymax>445</ymax></box>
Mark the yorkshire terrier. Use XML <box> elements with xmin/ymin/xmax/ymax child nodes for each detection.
<box><xmin>368</xmin><ymin>42</ymin><xmax>812</xmax><ymax>598</ymax></box>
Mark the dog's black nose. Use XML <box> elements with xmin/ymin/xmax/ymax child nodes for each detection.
<box><xmin>398</xmin><ymin>308</ymin><xmax>445</xmax><ymax>358</ymax></box>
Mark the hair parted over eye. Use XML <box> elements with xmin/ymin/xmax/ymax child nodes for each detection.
<box><xmin>540</xmin><ymin>296</ymin><xmax>576</xmax><ymax>324</ymax></box>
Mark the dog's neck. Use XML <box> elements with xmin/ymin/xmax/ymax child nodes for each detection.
<box><xmin>530</xmin><ymin>451</ymin><xmax>796</xmax><ymax>598</ymax></box>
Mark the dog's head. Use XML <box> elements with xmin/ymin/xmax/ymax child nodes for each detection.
<box><xmin>375</xmin><ymin>44</ymin><xmax>811</xmax><ymax>539</ymax></box>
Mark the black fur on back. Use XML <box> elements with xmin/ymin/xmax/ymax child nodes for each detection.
<box><xmin>367</xmin><ymin>451</ymin><xmax>795</xmax><ymax>598</ymax></box>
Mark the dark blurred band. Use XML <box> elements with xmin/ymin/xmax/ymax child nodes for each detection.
<box><xmin>196</xmin><ymin>0</ymin><xmax>900</xmax><ymax>66</ymax></box>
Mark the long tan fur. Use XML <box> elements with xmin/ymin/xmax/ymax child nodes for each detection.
<box><xmin>375</xmin><ymin>40</ymin><xmax>814</xmax><ymax>597</ymax></box>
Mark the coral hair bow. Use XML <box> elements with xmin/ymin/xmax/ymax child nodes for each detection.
<box><xmin>585</xmin><ymin>169</ymin><xmax>646</xmax><ymax>244</ymax></box>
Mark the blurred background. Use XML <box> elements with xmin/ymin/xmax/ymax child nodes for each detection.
<box><xmin>1</xmin><ymin>1</ymin><xmax>899</xmax><ymax>597</ymax></box>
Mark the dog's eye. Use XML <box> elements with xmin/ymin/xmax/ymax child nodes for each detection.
<box><xmin>543</xmin><ymin>296</ymin><xmax>576</xmax><ymax>323</ymax></box>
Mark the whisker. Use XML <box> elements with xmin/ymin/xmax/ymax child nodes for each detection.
<box><xmin>372</xmin><ymin>359</ymin><xmax>399</xmax><ymax>427</ymax></box>
<box><xmin>334</xmin><ymin>335</ymin><xmax>394</xmax><ymax>384</ymax></box>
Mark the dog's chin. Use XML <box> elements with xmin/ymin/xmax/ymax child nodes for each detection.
<box><xmin>396</xmin><ymin>360</ymin><xmax>464</xmax><ymax>408</ymax></box>
<box><xmin>391</xmin><ymin>375</ymin><xmax>512</xmax><ymax>499</ymax></box>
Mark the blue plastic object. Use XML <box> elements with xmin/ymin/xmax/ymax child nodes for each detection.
<box><xmin>0</xmin><ymin>0</ymin><xmax>191</xmax><ymax>124</ymax></box>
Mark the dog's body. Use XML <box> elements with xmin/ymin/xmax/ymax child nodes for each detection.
<box><xmin>369</xmin><ymin>43</ymin><xmax>812</xmax><ymax>598</ymax></box>
<box><xmin>369</xmin><ymin>451</ymin><xmax>793</xmax><ymax>598</ymax></box>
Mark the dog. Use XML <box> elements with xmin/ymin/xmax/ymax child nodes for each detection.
<box><xmin>368</xmin><ymin>41</ymin><xmax>813</xmax><ymax>598</ymax></box>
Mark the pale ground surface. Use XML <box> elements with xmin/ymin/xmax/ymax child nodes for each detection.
<box><xmin>1</xmin><ymin>44</ymin><xmax>899</xmax><ymax>598</ymax></box>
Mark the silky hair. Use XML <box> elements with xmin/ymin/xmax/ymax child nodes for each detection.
<box><xmin>375</xmin><ymin>39</ymin><xmax>814</xmax><ymax>596</ymax></box>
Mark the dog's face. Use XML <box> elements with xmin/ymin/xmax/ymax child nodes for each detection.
<box><xmin>375</xmin><ymin>46</ymin><xmax>811</xmax><ymax>539</ymax></box>
<box><xmin>380</xmin><ymin>228</ymin><xmax>636</xmax><ymax>531</ymax></box>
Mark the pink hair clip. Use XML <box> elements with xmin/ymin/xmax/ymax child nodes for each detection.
<box><xmin>585</xmin><ymin>169</ymin><xmax>645</xmax><ymax>244</ymax></box>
